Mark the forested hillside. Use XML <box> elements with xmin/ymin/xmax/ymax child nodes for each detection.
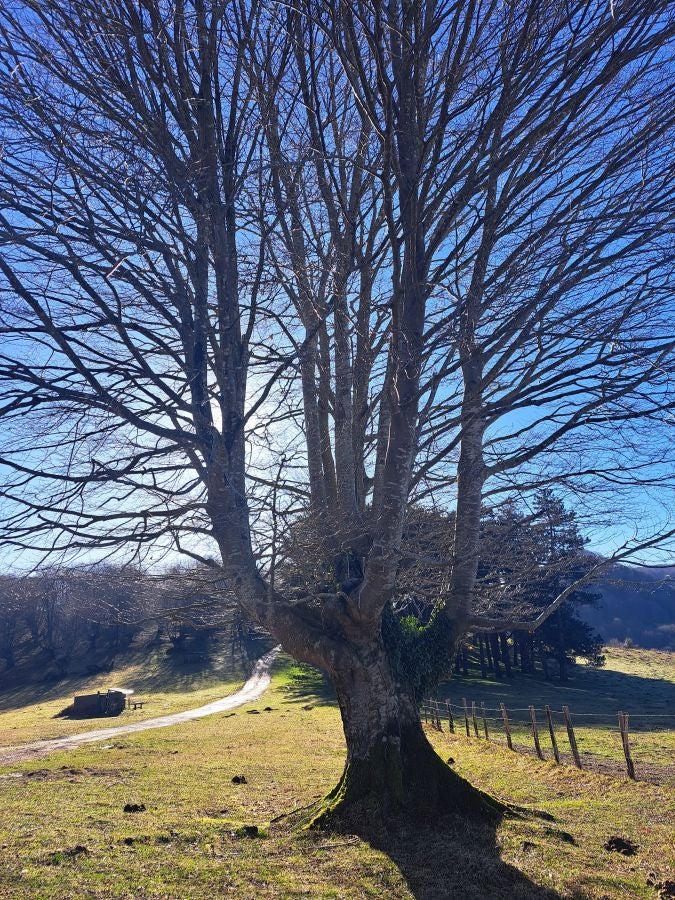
<box><xmin>584</xmin><ymin>565</ymin><xmax>675</xmax><ymax>650</ymax></box>
<box><xmin>0</xmin><ymin>567</ymin><xmax>261</xmax><ymax>687</ymax></box>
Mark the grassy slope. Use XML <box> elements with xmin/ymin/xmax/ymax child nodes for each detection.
<box><xmin>433</xmin><ymin>647</ymin><xmax>675</xmax><ymax>771</ymax></box>
<box><xmin>0</xmin><ymin>646</ymin><xmax>246</xmax><ymax>747</ymax></box>
<box><xmin>0</xmin><ymin>651</ymin><xmax>672</xmax><ymax>899</ymax></box>
<box><xmin>438</xmin><ymin>647</ymin><xmax>675</xmax><ymax>716</ymax></box>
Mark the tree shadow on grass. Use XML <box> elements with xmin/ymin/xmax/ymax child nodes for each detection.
<box><xmin>439</xmin><ymin>664</ymin><xmax>675</xmax><ymax>729</ymax></box>
<box><xmin>343</xmin><ymin>814</ymin><xmax>562</xmax><ymax>900</ymax></box>
<box><xmin>277</xmin><ymin>660</ymin><xmax>337</xmax><ymax>707</ymax></box>
<box><xmin>0</xmin><ymin>645</ymin><xmax>248</xmax><ymax>715</ymax></box>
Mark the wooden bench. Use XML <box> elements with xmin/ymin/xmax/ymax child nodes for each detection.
<box><xmin>129</xmin><ymin>700</ymin><xmax>145</xmax><ymax>711</ymax></box>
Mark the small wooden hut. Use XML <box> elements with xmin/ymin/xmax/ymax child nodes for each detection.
<box><xmin>72</xmin><ymin>688</ymin><xmax>133</xmax><ymax>717</ymax></box>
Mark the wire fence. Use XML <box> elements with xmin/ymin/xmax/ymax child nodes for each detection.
<box><xmin>421</xmin><ymin>697</ymin><xmax>675</xmax><ymax>783</ymax></box>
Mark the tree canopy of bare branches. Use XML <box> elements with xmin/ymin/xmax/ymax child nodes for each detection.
<box><xmin>1</xmin><ymin>0</ymin><xmax>673</xmax><ymax>823</ymax></box>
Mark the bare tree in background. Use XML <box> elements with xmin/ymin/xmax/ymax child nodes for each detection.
<box><xmin>0</xmin><ymin>576</ymin><xmax>22</xmax><ymax>669</ymax></box>
<box><xmin>1</xmin><ymin>0</ymin><xmax>674</xmax><ymax>824</ymax></box>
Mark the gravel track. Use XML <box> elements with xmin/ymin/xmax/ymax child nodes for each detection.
<box><xmin>0</xmin><ymin>646</ymin><xmax>280</xmax><ymax>766</ymax></box>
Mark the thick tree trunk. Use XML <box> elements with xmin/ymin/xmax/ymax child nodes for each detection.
<box><xmin>308</xmin><ymin>639</ymin><xmax>502</xmax><ymax>829</ymax></box>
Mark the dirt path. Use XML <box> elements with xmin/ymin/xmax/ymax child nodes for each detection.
<box><xmin>0</xmin><ymin>646</ymin><xmax>280</xmax><ymax>766</ymax></box>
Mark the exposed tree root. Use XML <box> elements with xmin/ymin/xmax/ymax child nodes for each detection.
<box><xmin>296</xmin><ymin>730</ymin><xmax>508</xmax><ymax>834</ymax></box>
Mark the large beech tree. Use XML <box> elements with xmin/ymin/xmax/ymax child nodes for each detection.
<box><xmin>1</xmin><ymin>0</ymin><xmax>674</xmax><ymax>823</ymax></box>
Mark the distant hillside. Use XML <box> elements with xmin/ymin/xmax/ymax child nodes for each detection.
<box><xmin>580</xmin><ymin>564</ymin><xmax>675</xmax><ymax>650</ymax></box>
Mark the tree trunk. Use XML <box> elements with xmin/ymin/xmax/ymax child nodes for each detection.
<box><xmin>310</xmin><ymin>640</ymin><xmax>501</xmax><ymax>829</ymax></box>
<box><xmin>526</xmin><ymin>636</ymin><xmax>535</xmax><ymax>673</ymax></box>
<box><xmin>556</xmin><ymin>616</ymin><xmax>568</xmax><ymax>681</ymax></box>
<box><xmin>499</xmin><ymin>633</ymin><xmax>513</xmax><ymax>677</ymax></box>
<box><xmin>485</xmin><ymin>635</ymin><xmax>494</xmax><ymax>671</ymax></box>
<box><xmin>519</xmin><ymin>634</ymin><xmax>533</xmax><ymax>674</ymax></box>
<box><xmin>26</xmin><ymin>616</ymin><xmax>40</xmax><ymax>647</ymax></box>
<box><xmin>557</xmin><ymin>653</ymin><xmax>568</xmax><ymax>681</ymax></box>
<box><xmin>300</xmin><ymin>340</ymin><xmax>328</xmax><ymax>511</ymax></box>
<box><xmin>490</xmin><ymin>634</ymin><xmax>502</xmax><ymax>679</ymax></box>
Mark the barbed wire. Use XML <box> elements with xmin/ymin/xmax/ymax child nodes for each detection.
<box><xmin>420</xmin><ymin>695</ymin><xmax>674</xmax><ymax>783</ymax></box>
<box><xmin>421</xmin><ymin>701</ymin><xmax>675</xmax><ymax>719</ymax></box>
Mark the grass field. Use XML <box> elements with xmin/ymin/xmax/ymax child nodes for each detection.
<box><xmin>0</xmin><ymin>649</ymin><xmax>673</xmax><ymax>899</ymax></box>
<box><xmin>431</xmin><ymin>648</ymin><xmax>675</xmax><ymax>776</ymax></box>
<box><xmin>0</xmin><ymin>646</ymin><xmax>246</xmax><ymax>748</ymax></box>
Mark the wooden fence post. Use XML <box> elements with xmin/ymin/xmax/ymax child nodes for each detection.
<box><xmin>481</xmin><ymin>702</ymin><xmax>489</xmax><ymax>740</ymax></box>
<box><xmin>545</xmin><ymin>705</ymin><xmax>560</xmax><ymax>763</ymax></box>
<box><xmin>435</xmin><ymin>702</ymin><xmax>442</xmax><ymax>732</ymax></box>
<box><xmin>500</xmin><ymin>702</ymin><xmax>513</xmax><ymax>750</ymax></box>
<box><xmin>471</xmin><ymin>701</ymin><xmax>479</xmax><ymax>737</ymax></box>
<box><xmin>446</xmin><ymin>701</ymin><xmax>454</xmax><ymax>734</ymax></box>
<box><xmin>562</xmin><ymin>705</ymin><xmax>582</xmax><ymax>768</ymax></box>
<box><xmin>529</xmin><ymin>705</ymin><xmax>545</xmax><ymax>760</ymax></box>
<box><xmin>618</xmin><ymin>711</ymin><xmax>636</xmax><ymax>780</ymax></box>
<box><xmin>462</xmin><ymin>698</ymin><xmax>470</xmax><ymax>737</ymax></box>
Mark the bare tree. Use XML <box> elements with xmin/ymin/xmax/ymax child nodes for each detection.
<box><xmin>0</xmin><ymin>577</ymin><xmax>22</xmax><ymax>669</ymax></box>
<box><xmin>0</xmin><ymin>0</ymin><xmax>674</xmax><ymax>824</ymax></box>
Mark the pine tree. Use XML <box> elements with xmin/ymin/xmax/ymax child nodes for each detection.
<box><xmin>526</xmin><ymin>492</ymin><xmax>605</xmax><ymax>679</ymax></box>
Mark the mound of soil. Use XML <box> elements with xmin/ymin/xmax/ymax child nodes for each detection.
<box><xmin>604</xmin><ymin>836</ymin><xmax>638</xmax><ymax>855</ymax></box>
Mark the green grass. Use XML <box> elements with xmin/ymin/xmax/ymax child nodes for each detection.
<box><xmin>433</xmin><ymin>648</ymin><xmax>675</xmax><ymax>774</ymax></box>
<box><xmin>0</xmin><ymin>649</ymin><xmax>673</xmax><ymax>898</ymax></box>
<box><xmin>436</xmin><ymin>647</ymin><xmax>675</xmax><ymax>718</ymax></box>
<box><xmin>0</xmin><ymin>645</ymin><xmax>246</xmax><ymax>747</ymax></box>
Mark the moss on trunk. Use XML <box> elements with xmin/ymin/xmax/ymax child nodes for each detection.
<box><xmin>288</xmin><ymin>619</ymin><xmax>505</xmax><ymax>832</ymax></box>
